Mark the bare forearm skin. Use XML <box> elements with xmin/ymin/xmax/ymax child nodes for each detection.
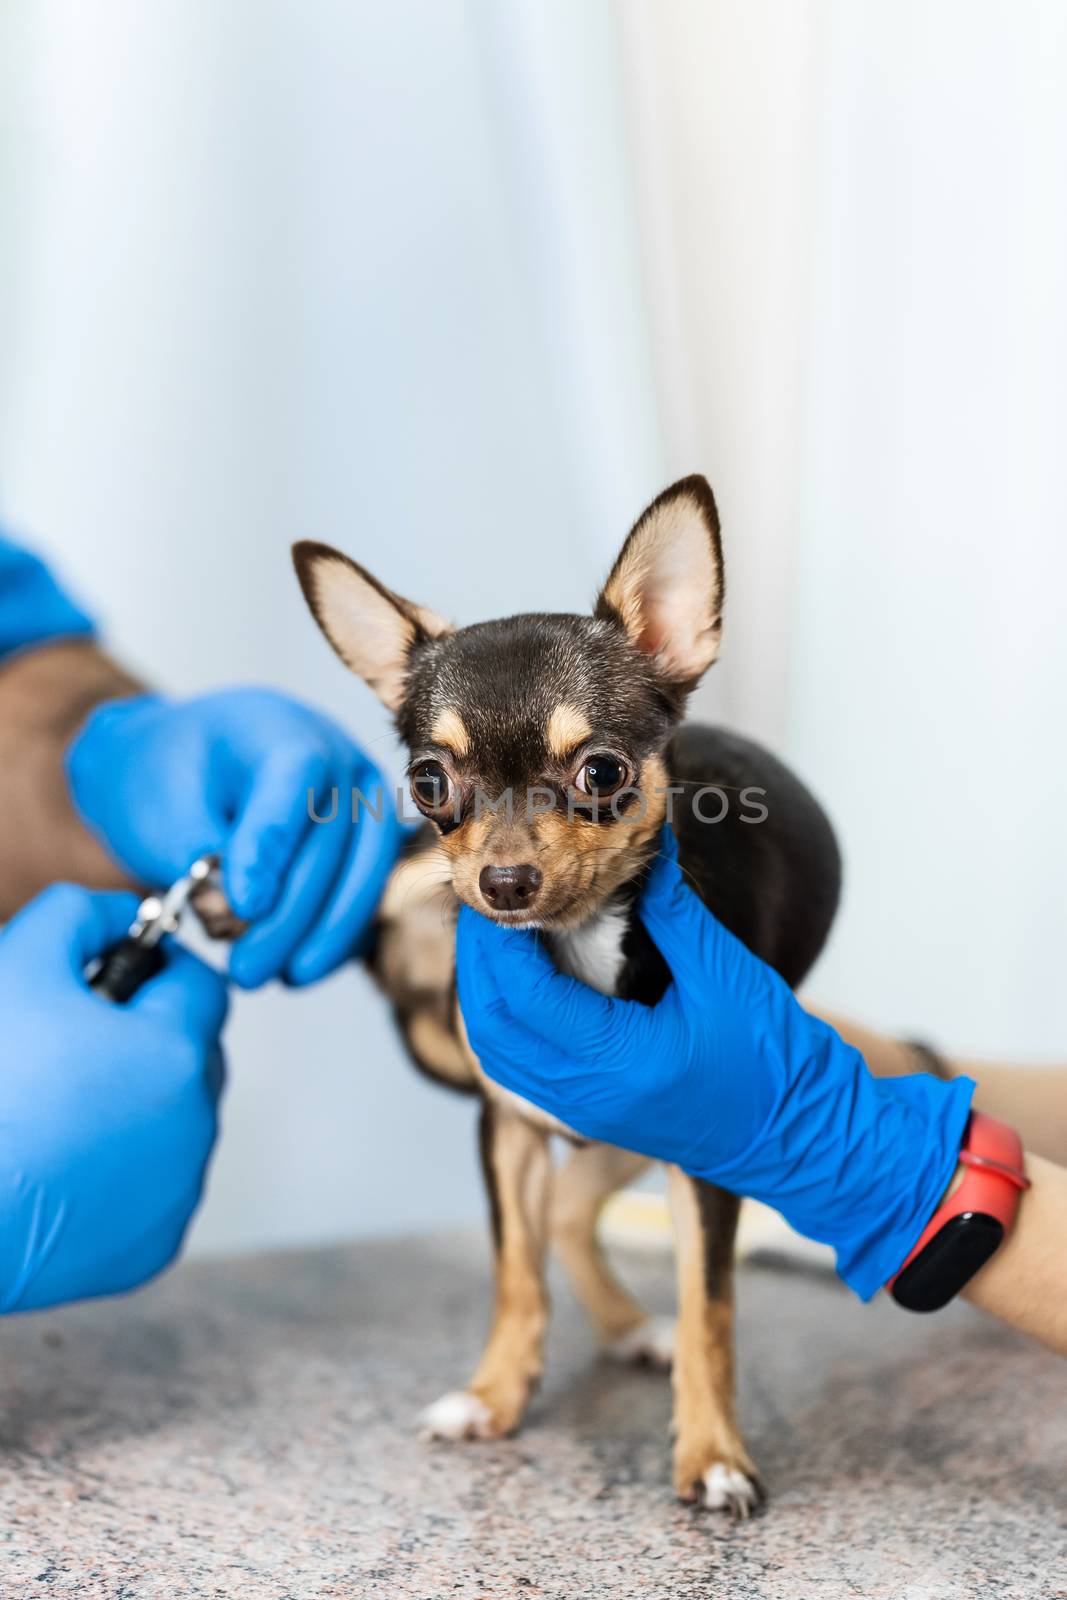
<box><xmin>0</xmin><ymin>639</ymin><xmax>142</xmax><ymax>916</ymax></box>
<box><xmin>962</xmin><ymin>1155</ymin><xmax>1067</xmax><ymax>1357</ymax></box>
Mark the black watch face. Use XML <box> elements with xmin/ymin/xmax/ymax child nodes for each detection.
<box><xmin>891</xmin><ymin>1212</ymin><xmax>1004</xmax><ymax>1313</ymax></box>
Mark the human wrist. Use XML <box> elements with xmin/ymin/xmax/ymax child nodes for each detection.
<box><xmin>685</xmin><ymin>1018</ymin><xmax>975</xmax><ymax>1301</ymax></box>
<box><xmin>0</xmin><ymin>642</ymin><xmax>144</xmax><ymax>913</ymax></box>
<box><xmin>833</xmin><ymin>1070</ymin><xmax>975</xmax><ymax>1298</ymax></box>
<box><xmin>67</xmin><ymin>689</ymin><xmax>162</xmax><ymax>774</ymax></box>
<box><xmin>65</xmin><ymin>692</ymin><xmax>166</xmax><ymax>874</ymax></box>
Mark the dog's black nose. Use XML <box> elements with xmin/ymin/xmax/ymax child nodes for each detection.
<box><xmin>479</xmin><ymin>863</ymin><xmax>542</xmax><ymax>913</ymax></box>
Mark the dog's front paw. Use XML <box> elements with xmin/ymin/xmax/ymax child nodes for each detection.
<box><xmin>190</xmin><ymin>882</ymin><xmax>248</xmax><ymax>943</ymax></box>
<box><xmin>696</xmin><ymin>1461</ymin><xmax>765</xmax><ymax>1519</ymax></box>
<box><xmin>674</xmin><ymin>1448</ymin><xmax>765</xmax><ymax>1520</ymax></box>
<box><xmin>604</xmin><ymin>1315</ymin><xmax>675</xmax><ymax>1368</ymax></box>
<box><xmin>419</xmin><ymin>1378</ymin><xmax>534</xmax><ymax>1441</ymax></box>
<box><xmin>418</xmin><ymin>1389</ymin><xmax>495</xmax><ymax>1441</ymax></box>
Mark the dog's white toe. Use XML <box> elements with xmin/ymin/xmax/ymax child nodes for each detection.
<box><xmin>699</xmin><ymin>1462</ymin><xmax>763</xmax><ymax>1519</ymax></box>
<box><xmin>418</xmin><ymin>1389</ymin><xmax>493</xmax><ymax>1441</ymax></box>
<box><xmin>605</xmin><ymin>1315</ymin><xmax>676</xmax><ymax>1368</ymax></box>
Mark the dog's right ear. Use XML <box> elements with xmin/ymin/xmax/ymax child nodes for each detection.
<box><xmin>292</xmin><ymin>541</ymin><xmax>452</xmax><ymax>711</ymax></box>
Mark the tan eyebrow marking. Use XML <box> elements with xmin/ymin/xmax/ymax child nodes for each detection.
<box><xmin>431</xmin><ymin>706</ymin><xmax>471</xmax><ymax>757</ymax></box>
<box><xmin>545</xmin><ymin>702</ymin><xmax>592</xmax><ymax>760</ymax></box>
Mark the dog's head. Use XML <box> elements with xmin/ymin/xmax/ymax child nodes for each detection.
<box><xmin>293</xmin><ymin>476</ymin><xmax>723</xmax><ymax>929</ymax></box>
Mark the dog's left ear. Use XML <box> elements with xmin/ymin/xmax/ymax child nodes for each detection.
<box><xmin>595</xmin><ymin>475</ymin><xmax>724</xmax><ymax>689</ymax></box>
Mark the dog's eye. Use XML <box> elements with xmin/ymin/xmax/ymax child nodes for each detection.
<box><xmin>575</xmin><ymin>754</ymin><xmax>627</xmax><ymax>796</ymax></box>
<box><xmin>410</xmin><ymin>759</ymin><xmax>453</xmax><ymax>815</ymax></box>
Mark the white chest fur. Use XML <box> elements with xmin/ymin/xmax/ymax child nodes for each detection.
<box><xmin>547</xmin><ymin>902</ymin><xmax>629</xmax><ymax>997</ymax></box>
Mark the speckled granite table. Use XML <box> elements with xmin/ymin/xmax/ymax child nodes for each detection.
<box><xmin>1</xmin><ymin>1232</ymin><xmax>1064</xmax><ymax>1599</ymax></box>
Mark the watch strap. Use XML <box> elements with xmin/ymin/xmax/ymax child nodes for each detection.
<box><xmin>887</xmin><ymin>1110</ymin><xmax>1029</xmax><ymax>1312</ymax></box>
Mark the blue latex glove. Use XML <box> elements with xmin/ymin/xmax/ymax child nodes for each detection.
<box><xmin>0</xmin><ymin>885</ymin><xmax>227</xmax><ymax>1312</ymax></box>
<box><xmin>67</xmin><ymin>688</ymin><xmax>403</xmax><ymax>988</ymax></box>
<box><xmin>457</xmin><ymin>828</ymin><xmax>975</xmax><ymax>1301</ymax></box>
<box><xmin>0</xmin><ymin>534</ymin><xmax>94</xmax><ymax>659</ymax></box>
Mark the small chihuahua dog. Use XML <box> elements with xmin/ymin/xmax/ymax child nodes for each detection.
<box><xmin>292</xmin><ymin>476</ymin><xmax>840</xmax><ymax>1517</ymax></box>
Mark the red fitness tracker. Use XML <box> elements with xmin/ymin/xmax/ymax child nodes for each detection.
<box><xmin>888</xmin><ymin>1110</ymin><xmax>1030</xmax><ymax>1313</ymax></box>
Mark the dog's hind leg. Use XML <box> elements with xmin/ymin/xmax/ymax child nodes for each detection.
<box><xmin>420</xmin><ymin>1102</ymin><xmax>551</xmax><ymax>1441</ymax></box>
<box><xmin>667</xmin><ymin>1168</ymin><xmax>763</xmax><ymax>1518</ymax></box>
<box><xmin>550</xmin><ymin>1144</ymin><xmax>674</xmax><ymax>1366</ymax></box>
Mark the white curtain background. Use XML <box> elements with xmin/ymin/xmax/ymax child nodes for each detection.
<box><xmin>616</xmin><ymin>0</ymin><xmax>1067</xmax><ymax>1057</ymax></box>
<box><xmin>1</xmin><ymin>1</ymin><xmax>1063</xmax><ymax>1254</ymax></box>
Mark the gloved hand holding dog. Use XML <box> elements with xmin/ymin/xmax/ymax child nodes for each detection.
<box><xmin>457</xmin><ymin>826</ymin><xmax>975</xmax><ymax>1300</ymax></box>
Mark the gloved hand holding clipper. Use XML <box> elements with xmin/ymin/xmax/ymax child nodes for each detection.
<box><xmin>458</xmin><ymin>826</ymin><xmax>976</xmax><ymax>1301</ymax></box>
<box><xmin>67</xmin><ymin>689</ymin><xmax>403</xmax><ymax>988</ymax></box>
<box><xmin>0</xmin><ymin>531</ymin><xmax>406</xmax><ymax>1313</ymax></box>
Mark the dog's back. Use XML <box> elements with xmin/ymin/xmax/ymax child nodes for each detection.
<box><xmin>670</xmin><ymin>724</ymin><xmax>841</xmax><ymax>988</ymax></box>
